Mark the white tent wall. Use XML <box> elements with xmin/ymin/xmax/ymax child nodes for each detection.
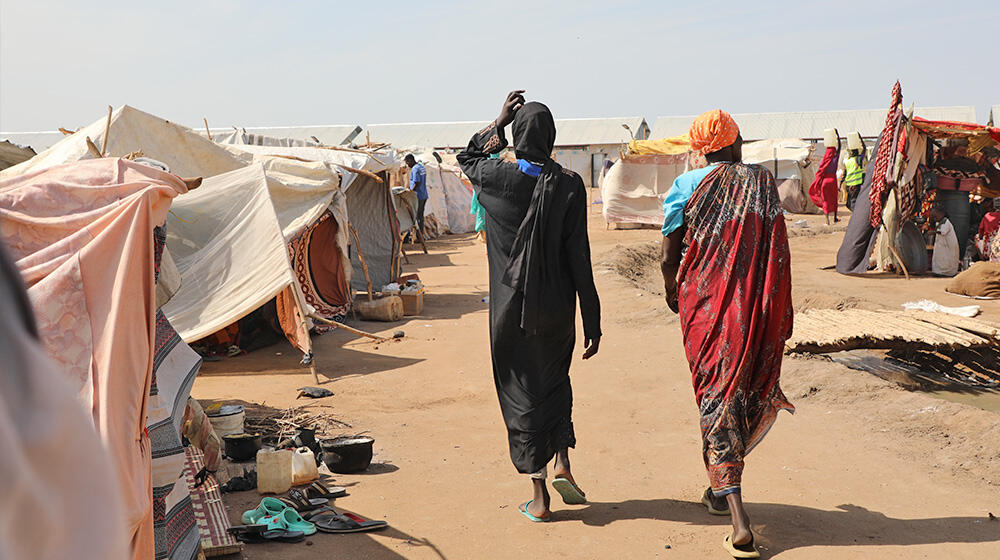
<box><xmin>208</xmin><ymin>129</ymin><xmax>318</xmax><ymax>147</ymax></box>
<box><xmin>1</xmin><ymin>105</ymin><xmax>248</xmax><ymax>179</ymax></box>
<box><xmin>162</xmin><ymin>165</ymin><xmax>298</xmax><ymax>342</ymax></box>
<box><xmin>600</xmin><ymin>154</ymin><xmax>691</xmax><ymax>226</ymax></box>
<box><xmin>219</xmin><ymin>142</ymin><xmax>402</xmax><ymax>292</ymax></box>
<box><xmin>424</xmin><ymin>162</ymin><xmax>475</xmax><ymax>234</ymax></box>
<box><xmin>741</xmin><ymin>138</ymin><xmax>822</xmax><ymax>214</ymax></box>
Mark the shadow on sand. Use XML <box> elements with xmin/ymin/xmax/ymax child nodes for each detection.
<box><xmin>554</xmin><ymin>497</ymin><xmax>999</xmax><ymax>556</ymax></box>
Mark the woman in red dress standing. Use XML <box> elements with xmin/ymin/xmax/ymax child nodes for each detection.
<box><xmin>810</xmin><ymin>130</ymin><xmax>841</xmax><ymax>224</ymax></box>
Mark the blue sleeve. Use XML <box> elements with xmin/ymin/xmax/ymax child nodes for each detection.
<box><xmin>409</xmin><ymin>167</ymin><xmax>417</xmax><ymax>189</ymax></box>
<box><xmin>661</xmin><ymin>175</ymin><xmax>694</xmax><ymax>236</ymax></box>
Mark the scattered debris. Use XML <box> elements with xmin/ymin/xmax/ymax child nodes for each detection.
<box><xmin>243</xmin><ymin>403</ymin><xmax>352</xmax><ymax>446</ymax></box>
<box><xmin>297</xmin><ymin>386</ymin><xmax>333</xmax><ymax>399</ymax></box>
<box><xmin>393</xmin><ymin>330</ymin><xmax>405</xmax><ymax>339</ymax></box>
<box><xmin>220</xmin><ymin>467</ymin><xmax>257</xmax><ymax>493</ymax></box>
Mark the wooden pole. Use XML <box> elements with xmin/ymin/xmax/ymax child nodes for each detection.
<box><xmin>308</xmin><ymin>313</ymin><xmax>391</xmax><ymax>342</ymax></box>
<box><xmin>348</xmin><ymin>224</ymin><xmax>374</xmax><ymax>301</ymax></box>
<box><xmin>100</xmin><ymin>105</ymin><xmax>112</xmax><ymax>156</ymax></box>
<box><xmin>85</xmin><ymin>137</ymin><xmax>103</xmax><ymax>158</ymax></box>
<box><xmin>203</xmin><ymin>118</ymin><xmax>212</xmax><ymax>141</ymax></box>
<box><xmin>400</xmin><ymin>197</ymin><xmax>428</xmax><ymax>254</ymax></box>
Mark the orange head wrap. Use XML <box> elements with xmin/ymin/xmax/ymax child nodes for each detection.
<box><xmin>688</xmin><ymin>109</ymin><xmax>740</xmax><ymax>155</ymax></box>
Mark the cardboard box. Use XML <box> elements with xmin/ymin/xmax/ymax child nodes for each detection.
<box><xmin>399</xmin><ymin>288</ymin><xmax>424</xmax><ymax>316</ymax></box>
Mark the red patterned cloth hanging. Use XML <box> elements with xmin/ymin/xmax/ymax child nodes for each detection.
<box><xmin>870</xmin><ymin>81</ymin><xmax>903</xmax><ymax>228</ymax></box>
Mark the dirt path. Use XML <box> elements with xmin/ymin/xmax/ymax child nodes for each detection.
<box><xmin>193</xmin><ymin>211</ymin><xmax>1000</xmax><ymax>559</ymax></box>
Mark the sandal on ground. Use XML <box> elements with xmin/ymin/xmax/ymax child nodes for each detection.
<box><xmin>722</xmin><ymin>532</ymin><xmax>760</xmax><ymax>559</ymax></box>
<box><xmin>237</xmin><ymin>515</ymin><xmax>305</xmax><ymax>543</ymax></box>
<box><xmin>312</xmin><ymin>509</ymin><xmax>388</xmax><ymax>533</ymax></box>
<box><xmin>301</xmin><ymin>480</ymin><xmax>347</xmax><ymax>505</ymax></box>
<box><xmin>226</xmin><ymin>524</ymin><xmax>266</xmax><ymax>539</ymax></box>
<box><xmin>241</xmin><ymin>497</ymin><xmax>287</xmax><ymax>525</ymax></box>
<box><xmin>552</xmin><ymin>477</ymin><xmax>587</xmax><ymax>505</ymax></box>
<box><xmin>701</xmin><ymin>487</ymin><xmax>731</xmax><ymax>516</ymax></box>
<box><xmin>279</xmin><ymin>488</ymin><xmax>325</xmax><ymax>512</ymax></box>
<box><xmin>278</xmin><ymin>507</ymin><xmax>316</xmax><ymax>536</ymax></box>
<box><xmin>518</xmin><ymin>500</ymin><xmax>550</xmax><ymax>523</ymax></box>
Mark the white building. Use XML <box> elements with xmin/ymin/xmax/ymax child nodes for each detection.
<box><xmin>363</xmin><ymin>117</ymin><xmax>649</xmax><ymax>188</ymax></box>
<box><xmin>651</xmin><ymin>106</ymin><xmax>977</xmax><ymax>142</ymax></box>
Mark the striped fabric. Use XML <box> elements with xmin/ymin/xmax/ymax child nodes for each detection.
<box><xmin>150</xmin><ymin>310</ymin><xmax>202</xmax><ymax>560</ymax></box>
<box><xmin>184</xmin><ymin>448</ymin><xmax>243</xmax><ymax>557</ymax></box>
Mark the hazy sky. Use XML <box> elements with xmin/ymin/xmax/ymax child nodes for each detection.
<box><xmin>2</xmin><ymin>0</ymin><xmax>997</xmax><ymax>132</ymax></box>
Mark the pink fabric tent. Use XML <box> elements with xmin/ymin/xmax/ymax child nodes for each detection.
<box><xmin>0</xmin><ymin>158</ymin><xmax>187</xmax><ymax>560</ymax></box>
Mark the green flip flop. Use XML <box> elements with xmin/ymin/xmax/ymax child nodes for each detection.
<box><xmin>241</xmin><ymin>497</ymin><xmax>287</xmax><ymax>525</ymax></box>
<box><xmin>552</xmin><ymin>477</ymin><xmax>587</xmax><ymax>505</ymax></box>
<box><xmin>518</xmin><ymin>500</ymin><xmax>550</xmax><ymax>523</ymax></box>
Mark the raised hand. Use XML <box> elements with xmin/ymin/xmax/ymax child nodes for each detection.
<box><xmin>496</xmin><ymin>90</ymin><xmax>526</xmax><ymax>128</ymax></box>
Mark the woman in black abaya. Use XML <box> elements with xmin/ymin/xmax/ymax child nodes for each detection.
<box><xmin>458</xmin><ymin>91</ymin><xmax>602</xmax><ymax>522</ymax></box>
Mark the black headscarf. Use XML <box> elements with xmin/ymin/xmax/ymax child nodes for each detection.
<box><xmin>512</xmin><ymin>102</ymin><xmax>556</xmax><ymax>163</ymax></box>
<box><xmin>502</xmin><ymin>102</ymin><xmax>565</xmax><ymax>335</ymax></box>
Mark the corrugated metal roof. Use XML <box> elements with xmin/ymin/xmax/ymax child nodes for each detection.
<box><xmin>651</xmin><ymin>107</ymin><xmax>978</xmax><ymax>141</ymax></box>
<box><xmin>363</xmin><ymin>121</ymin><xmax>490</xmax><ymax>149</ymax></box>
<box><xmin>363</xmin><ymin>117</ymin><xmax>648</xmax><ymax>149</ymax></box>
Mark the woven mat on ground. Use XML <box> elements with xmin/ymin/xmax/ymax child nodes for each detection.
<box><xmin>787</xmin><ymin>308</ymin><xmax>1000</xmax><ymax>353</ymax></box>
<box><xmin>184</xmin><ymin>447</ymin><xmax>242</xmax><ymax>558</ymax></box>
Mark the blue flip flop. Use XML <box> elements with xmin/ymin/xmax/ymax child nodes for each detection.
<box><xmin>518</xmin><ymin>500</ymin><xmax>550</xmax><ymax>523</ymax></box>
<box><xmin>552</xmin><ymin>477</ymin><xmax>587</xmax><ymax>505</ymax></box>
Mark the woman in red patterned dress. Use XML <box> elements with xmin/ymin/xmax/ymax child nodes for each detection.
<box><xmin>661</xmin><ymin>110</ymin><xmax>794</xmax><ymax>558</ymax></box>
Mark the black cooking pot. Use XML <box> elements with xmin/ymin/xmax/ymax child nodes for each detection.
<box><xmin>222</xmin><ymin>433</ymin><xmax>262</xmax><ymax>462</ymax></box>
<box><xmin>320</xmin><ymin>436</ymin><xmax>374</xmax><ymax>473</ymax></box>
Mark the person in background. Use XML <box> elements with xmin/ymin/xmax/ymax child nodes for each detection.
<box><xmin>661</xmin><ymin>109</ymin><xmax>793</xmax><ymax>559</ymax></box>
<box><xmin>931</xmin><ymin>206</ymin><xmax>960</xmax><ymax>276</ymax></box>
<box><xmin>972</xmin><ymin>199</ymin><xmax>1000</xmax><ymax>262</ymax></box>
<box><xmin>842</xmin><ymin>141</ymin><xmax>867</xmax><ymax>211</ymax></box>
<box><xmin>810</xmin><ymin>131</ymin><xmax>841</xmax><ymax>224</ymax></box>
<box><xmin>458</xmin><ymin>91</ymin><xmax>601</xmax><ymax>523</ymax></box>
<box><xmin>404</xmin><ymin>154</ymin><xmax>429</xmax><ymax>234</ymax></box>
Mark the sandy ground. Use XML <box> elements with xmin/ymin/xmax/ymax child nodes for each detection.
<box><xmin>193</xmin><ymin>208</ymin><xmax>1000</xmax><ymax>559</ymax></box>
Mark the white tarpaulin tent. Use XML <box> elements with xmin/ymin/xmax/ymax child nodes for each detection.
<box><xmin>5</xmin><ymin>105</ymin><xmax>355</xmax><ymax>333</ymax></box>
<box><xmin>219</xmin><ymin>143</ymin><xmax>402</xmax><ymax>292</ymax></box>
<box><xmin>600</xmin><ymin>153</ymin><xmax>692</xmax><ymax>226</ymax></box>
<box><xmin>1</xmin><ymin>105</ymin><xmax>247</xmax><ymax>179</ymax></box>
<box><xmin>162</xmin><ymin>165</ymin><xmax>297</xmax><ymax>342</ymax></box>
<box><xmin>416</xmin><ymin>156</ymin><xmax>476</xmax><ymax>234</ymax></box>
<box><xmin>741</xmin><ymin>138</ymin><xmax>821</xmax><ymax>214</ymax></box>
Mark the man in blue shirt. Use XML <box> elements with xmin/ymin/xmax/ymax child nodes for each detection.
<box><xmin>405</xmin><ymin>154</ymin><xmax>429</xmax><ymax>233</ymax></box>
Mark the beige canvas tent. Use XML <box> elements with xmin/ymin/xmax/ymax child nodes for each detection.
<box><xmin>0</xmin><ymin>105</ymin><xmax>247</xmax><ymax>179</ymax></box>
<box><xmin>3</xmin><ymin>105</ymin><xmax>353</xmax><ymax>349</ymax></box>
<box><xmin>217</xmin><ymin>142</ymin><xmax>403</xmax><ymax>292</ymax></box>
<box><xmin>741</xmin><ymin>138</ymin><xmax>821</xmax><ymax>214</ymax></box>
<box><xmin>600</xmin><ymin>136</ymin><xmax>696</xmax><ymax>227</ymax></box>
